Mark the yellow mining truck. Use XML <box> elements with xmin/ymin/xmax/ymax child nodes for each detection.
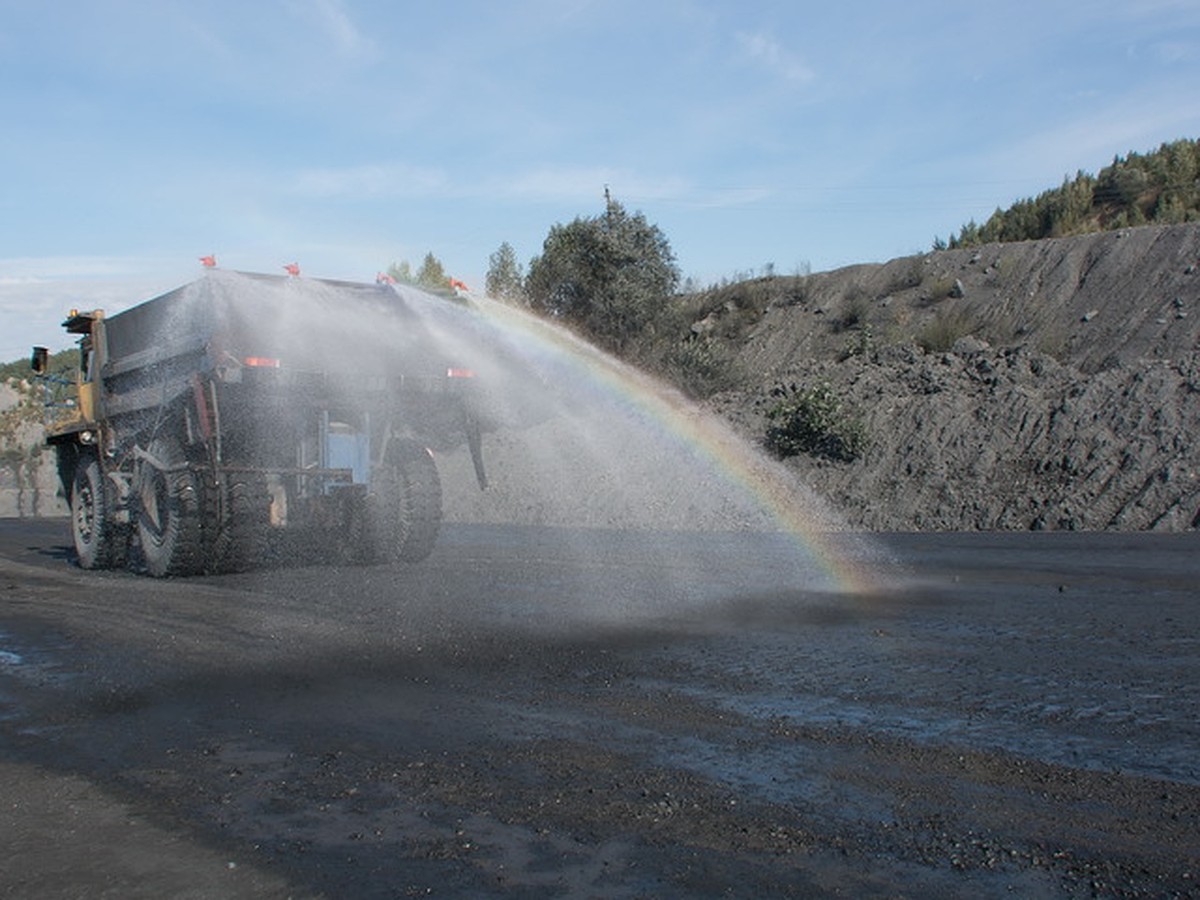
<box><xmin>32</xmin><ymin>269</ymin><xmax>487</xmax><ymax>576</ymax></box>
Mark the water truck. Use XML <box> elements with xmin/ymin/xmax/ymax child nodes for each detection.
<box><xmin>31</xmin><ymin>269</ymin><xmax>488</xmax><ymax>576</ymax></box>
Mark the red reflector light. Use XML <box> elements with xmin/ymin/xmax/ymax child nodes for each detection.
<box><xmin>244</xmin><ymin>356</ymin><xmax>281</xmax><ymax>368</ymax></box>
<box><xmin>447</xmin><ymin>367</ymin><xmax>475</xmax><ymax>379</ymax></box>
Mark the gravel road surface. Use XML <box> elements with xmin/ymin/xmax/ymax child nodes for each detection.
<box><xmin>0</xmin><ymin>519</ymin><xmax>1197</xmax><ymax>898</ymax></box>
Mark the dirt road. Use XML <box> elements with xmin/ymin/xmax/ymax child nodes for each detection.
<box><xmin>1</xmin><ymin>519</ymin><xmax>1197</xmax><ymax>898</ymax></box>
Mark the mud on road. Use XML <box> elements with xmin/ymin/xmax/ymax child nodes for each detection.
<box><xmin>0</xmin><ymin>520</ymin><xmax>1198</xmax><ymax>898</ymax></box>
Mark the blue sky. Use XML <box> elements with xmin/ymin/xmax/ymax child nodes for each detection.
<box><xmin>2</xmin><ymin>0</ymin><xmax>1199</xmax><ymax>357</ymax></box>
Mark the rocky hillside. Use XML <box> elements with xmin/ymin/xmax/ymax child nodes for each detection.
<box><xmin>4</xmin><ymin>223</ymin><xmax>1198</xmax><ymax>531</ymax></box>
<box><xmin>696</xmin><ymin>223</ymin><xmax>1199</xmax><ymax>531</ymax></box>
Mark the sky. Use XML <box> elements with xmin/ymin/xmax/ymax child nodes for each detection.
<box><xmin>2</xmin><ymin>0</ymin><xmax>1199</xmax><ymax>358</ymax></box>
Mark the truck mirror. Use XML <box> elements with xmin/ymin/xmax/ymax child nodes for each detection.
<box><xmin>31</xmin><ymin>346</ymin><xmax>48</xmax><ymax>374</ymax></box>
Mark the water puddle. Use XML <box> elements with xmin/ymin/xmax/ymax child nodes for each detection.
<box><xmin>0</xmin><ymin>629</ymin><xmax>79</xmax><ymax>724</ymax></box>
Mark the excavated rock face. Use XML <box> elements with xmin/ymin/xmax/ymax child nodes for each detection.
<box><xmin>712</xmin><ymin>344</ymin><xmax>1198</xmax><ymax>531</ymax></box>
<box><xmin>704</xmin><ymin>223</ymin><xmax>1200</xmax><ymax>531</ymax></box>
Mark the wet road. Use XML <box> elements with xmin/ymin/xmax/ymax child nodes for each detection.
<box><xmin>0</xmin><ymin>518</ymin><xmax>1198</xmax><ymax>898</ymax></box>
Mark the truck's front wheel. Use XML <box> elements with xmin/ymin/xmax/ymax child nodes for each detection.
<box><xmin>71</xmin><ymin>455</ymin><xmax>126</xmax><ymax>569</ymax></box>
<box><xmin>135</xmin><ymin>436</ymin><xmax>204</xmax><ymax>577</ymax></box>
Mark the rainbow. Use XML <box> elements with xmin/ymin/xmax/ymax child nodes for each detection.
<box><xmin>464</xmin><ymin>294</ymin><xmax>887</xmax><ymax>596</ymax></box>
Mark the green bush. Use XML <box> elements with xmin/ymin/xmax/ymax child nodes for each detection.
<box><xmin>764</xmin><ymin>382</ymin><xmax>866</xmax><ymax>462</ymax></box>
<box><xmin>839</xmin><ymin>323</ymin><xmax>876</xmax><ymax>361</ymax></box>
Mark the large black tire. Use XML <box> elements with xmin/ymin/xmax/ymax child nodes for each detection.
<box><xmin>135</xmin><ymin>435</ymin><xmax>204</xmax><ymax>577</ymax></box>
<box><xmin>71</xmin><ymin>455</ymin><xmax>126</xmax><ymax>570</ymax></box>
<box><xmin>334</xmin><ymin>489</ymin><xmax>373</xmax><ymax>566</ymax></box>
<box><xmin>369</xmin><ymin>442</ymin><xmax>442</xmax><ymax>563</ymax></box>
<box><xmin>209</xmin><ymin>472</ymin><xmax>270</xmax><ymax>574</ymax></box>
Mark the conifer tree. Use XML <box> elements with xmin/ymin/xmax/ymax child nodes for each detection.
<box><xmin>416</xmin><ymin>252</ymin><xmax>448</xmax><ymax>291</ymax></box>
<box><xmin>485</xmin><ymin>241</ymin><xmax>526</xmax><ymax>304</ymax></box>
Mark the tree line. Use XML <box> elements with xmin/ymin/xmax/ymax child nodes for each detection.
<box><xmin>937</xmin><ymin>138</ymin><xmax>1200</xmax><ymax>249</ymax></box>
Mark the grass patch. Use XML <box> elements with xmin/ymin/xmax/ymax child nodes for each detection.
<box><xmin>916</xmin><ymin>306</ymin><xmax>977</xmax><ymax>352</ymax></box>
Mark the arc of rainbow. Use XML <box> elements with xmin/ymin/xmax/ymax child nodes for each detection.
<box><xmin>469</xmin><ymin>296</ymin><xmax>885</xmax><ymax>596</ymax></box>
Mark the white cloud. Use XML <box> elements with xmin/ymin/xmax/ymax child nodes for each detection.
<box><xmin>0</xmin><ymin>278</ymin><xmax>171</xmax><ymax>360</ymax></box>
<box><xmin>0</xmin><ymin>256</ymin><xmax>202</xmax><ymax>359</ymax></box>
<box><xmin>735</xmin><ymin>31</ymin><xmax>815</xmax><ymax>86</ymax></box>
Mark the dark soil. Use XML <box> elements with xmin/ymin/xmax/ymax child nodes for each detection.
<box><xmin>1</xmin><ymin>521</ymin><xmax>1197</xmax><ymax>898</ymax></box>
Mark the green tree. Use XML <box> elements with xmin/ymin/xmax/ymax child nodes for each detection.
<box><xmin>939</xmin><ymin>139</ymin><xmax>1200</xmax><ymax>249</ymax></box>
<box><xmin>386</xmin><ymin>260</ymin><xmax>414</xmax><ymax>284</ymax></box>
<box><xmin>526</xmin><ymin>192</ymin><xmax>680</xmax><ymax>353</ymax></box>
<box><xmin>485</xmin><ymin>241</ymin><xmax>526</xmax><ymax>304</ymax></box>
<box><xmin>416</xmin><ymin>252</ymin><xmax>448</xmax><ymax>291</ymax></box>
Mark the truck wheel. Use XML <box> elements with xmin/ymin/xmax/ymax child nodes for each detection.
<box><xmin>336</xmin><ymin>490</ymin><xmax>373</xmax><ymax>565</ymax></box>
<box><xmin>370</xmin><ymin>442</ymin><xmax>442</xmax><ymax>563</ymax></box>
<box><xmin>71</xmin><ymin>455</ymin><xmax>126</xmax><ymax>569</ymax></box>
<box><xmin>211</xmin><ymin>472</ymin><xmax>270</xmax><ymax>573</ymax></box>
<box><xmin>136</xmin><ymin>436</ymin><xmax>204</xmax><ymax>577</ymax></box>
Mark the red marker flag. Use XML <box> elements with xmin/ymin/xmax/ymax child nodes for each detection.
<box><xmin>199</xmin><ymin>255</ymin><xmax>217</xmax><ymax>268</ymax></box>
<box><xmin>283</xmin><ymin>262</ymin><xmax>300</xmax><ymax>277</ymax></box>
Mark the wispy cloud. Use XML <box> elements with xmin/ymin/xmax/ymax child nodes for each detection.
<box><xmin>1148</xmin><ymin>39</ymin><xmax>1198</xmax><ymax>65</ymax></box>
<box><xmin>292</xmin><ymin>0</ymin><xmax>379</xmax><ymax>60</ymax></box>
<box><xmin>735</xmin><ymin>31</ymin><xmax>815</xmax><ymax>86</ymax></box>
<box><xmin>676</xmin><ymin>187</ymin><xmax>775</xmax><ymax>210</ymax></box>
<box><xmin>290</xmin><ymin>163</ymin><xmax>449</xmax><ymax>199</ymax></box>
<box><xmin>498</xmin><ymin>166</ymin><xmax>689</xmax><ymax>205</ymax></box>
<box><xmin>0</xmin><ymin>256</ymin><xmax>167</xmax><ymax>281</ymax></box>
<box><xmin>289</xmin><ymin>162</ymin><xmax>697</xmax><ymax>208</ymax></box>
<box><xmin>986</xmin><ymin>91</ymin><xmax>1200</xmax><ymax>184</ymax></box>
<box><xmin>0</xmin><ymin>266</ymin><xmax>191</xmax><ymax>358</ymax></box>
<box><xmin>1</xmin><ymin>0</ymin><xmax>1197</xmax><ymax>314</ymax></box>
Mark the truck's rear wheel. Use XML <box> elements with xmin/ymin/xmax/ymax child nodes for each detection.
<box><xmin>211</xmin><ymin>472</ymin><xmax>270</xmax><ymax>573</ymax></box>
<box><xmin>335</xmin><ymin>490</ymin><xmax>372</xmax><ymax>565</ymax></box>
<box><xmin>136</xmin><ymin>436</ymin><xmax>204</xmax><ymax>577</ymax></box>
<box><xmin>369</xmin><ymin>441</ymin><xmax>442</xmax><ymax>563</ymax></box>
<box><xmin>71</xmin><ymin>455</ymin><xmax>126</xmax><ymax>569</ymax></box>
